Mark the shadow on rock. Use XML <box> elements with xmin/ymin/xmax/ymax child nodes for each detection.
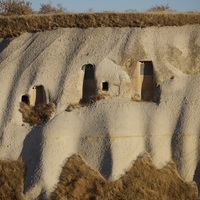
<box><xmin>21</xmin><ymin>125</ymin><xmax>44</xmax><ymax>194</ymax></box>
<box><xmin>0</xmin><ymin>38</ymin><xmax>12</xmax><ymax>54</ymax></box>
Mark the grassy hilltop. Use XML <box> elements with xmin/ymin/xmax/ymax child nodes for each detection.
<box><xmin>0</xmin><ymin>12</ymin><xmax>200</xmax><ymax>38</ymax></box>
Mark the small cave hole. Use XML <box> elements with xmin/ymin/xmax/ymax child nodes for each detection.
<box><xmin>102</xmin><ymin>82</ymin><xmax>109</xmax><ymax>91</ymax></box>
<box><xmin>21</xmin><ymin>95</ymin><xmax>30</xmax><ymax>105</ymax></box>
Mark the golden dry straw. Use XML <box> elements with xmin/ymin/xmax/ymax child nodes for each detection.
<box><xmin>0</xmin><ymin>12</ymin><xmax>200</xmax><ymax>38</ymax></box>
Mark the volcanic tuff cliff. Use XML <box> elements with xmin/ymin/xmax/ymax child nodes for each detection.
<box><xmin>0</xmin><ymin>25</ymin><xmax>200</xmax><ymax>199</ymax></box>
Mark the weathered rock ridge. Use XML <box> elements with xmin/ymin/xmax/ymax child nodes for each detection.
<box><xmin>0</xmin><ymin>25</ymin><xmax>200</xmax><ymax>199</ymax></box>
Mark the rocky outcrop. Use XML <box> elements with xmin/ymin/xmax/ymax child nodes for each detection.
<box><xmin>0</xmin><ymin>25</ymin><xmax>200</xmax><ymax>199</ymax></box>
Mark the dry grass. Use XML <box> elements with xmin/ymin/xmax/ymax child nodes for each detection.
<box><xmin>53</xmin><ymin>154</ymin><xmax>199</xmax><ymax>200</ymax></box>
<box><xmin>0</xmin><ymin>12</ymin><xmax>200</xmax><ymax>38</ymax></box>
<box><xmin>19</xmin><ymin>102</ymin><xmax>55</xmax><ymax>126</ymax></box>
<box><xmin>0</xmin><ymin>155</ymin><xmax>198</xmax><ymax>200</ymax></box>
<box><xmin>66</xmin><ymin>94</ymin><xmax>108</xmax><ymax>112</ymax></box>
<box><xmin>0</xmin><ymin>160</ymin><xmax>25</xmax><ymax>200</ymax></box>
<box><xmin>66</xmin><ymin>103</ymin><xmax>85</xmax><ymax>112</ymax></box>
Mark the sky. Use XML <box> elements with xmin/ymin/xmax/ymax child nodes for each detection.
<box><xmin>30</xmin><ymin>0</ymin><xmax>200</xmax><ymax>12</ymax></box>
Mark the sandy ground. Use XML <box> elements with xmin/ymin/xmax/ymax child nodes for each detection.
<box><xmin>0</xmin><ymin>25</ymin><xmax>200</xmax><ymax>199</ymax></box>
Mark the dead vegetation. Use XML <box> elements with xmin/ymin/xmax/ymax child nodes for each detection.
<box><xmin>38</xmin><ymin>3</ymin><xmax>67</xmax><ymax>14</ymax></box>
<box><xmin>0</xmin><ymin>12</ymin><xmax>200</xmax><ymax>38</ymax></box>
<box><xmin>66</xmin><ymin>94</ymin><xmax>108</xmax><ymax>112</ymax></box>
<box><xmin>0</xmin><ymin>0</ymin><xmax>66</xmax><ymax>16</ymax></box>
<box><xmin>0</xmin><ymin>0</ymin><xmax>34</xmax><ymax>16</ymax></box>
<box><xmin>19</xmin><ymin>102</ymin><xmax>55</xmax><ymax>126</ymax></box>
<box><xmin>0</xmin><ymin>155</ymin><xmax>199</xmax><ymax>199</ymax></box>
<box><xmin>148</xmin><ymin>4</ymin><xmax>174</xmax><ymax>12</ymax></box>
<box><xmin>0</xmin><ymin>160</ymin><xmax>25</xmax><ymax>200</ymax></box>
<box><xmin>53</xmin><ymin>154</ymin><xmax>199</xmax><ymax>200</ymax></box>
